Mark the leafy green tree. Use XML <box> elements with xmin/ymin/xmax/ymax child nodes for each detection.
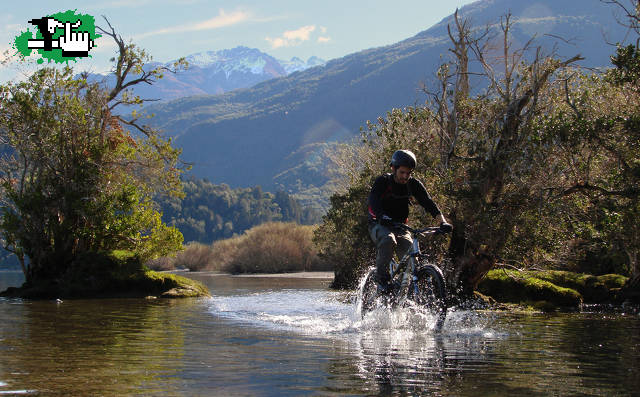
<box><xmin>313</xmin><ymin>183</ymin><xmax>375</xmax><ymax>289</ymax></box>
<box><xmin>317</xmin><ymin>12</ymin><xmax>583</xmax><ymax>293</ymax></box>
<box><xmin>0</xmin><ymin>19</ymin><xmax>186</xmax><ymax>284</ymax></box>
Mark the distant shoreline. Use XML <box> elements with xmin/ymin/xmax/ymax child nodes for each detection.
<box><xmin>234</xmin><ymin>272</ymin><xmax>334</xmax><ymax>279</ymax></box>
<box><xmin>169</xmin><ymin>270</ymin><xmax>334</xmax><ymax>279</ymax></box>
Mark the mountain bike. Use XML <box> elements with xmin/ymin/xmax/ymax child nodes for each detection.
<box><xmin>358</xmin><ymin>224</ymin><xmax>449</xmax><ymax>329</ymax></box>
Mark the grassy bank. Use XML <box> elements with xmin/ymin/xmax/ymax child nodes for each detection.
<box><xmin>149</xmin><ymin>222</ymin><xmax>332</xmax><ymax>274</ymax></box>
<box><xmin>1</xmin><ymin>250</ymin><xmax>210</xmax><ymax>299</ymax></box>
<box><xmin>477</xmin><ymin>269</ymin><xmax>628</xmax><ymax>311</ymax></box>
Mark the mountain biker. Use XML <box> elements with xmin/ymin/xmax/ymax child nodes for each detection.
<box><xmin>367</xmin><ymin>149</ymin><xmax>452</xmax><ymax>294</ymax></box>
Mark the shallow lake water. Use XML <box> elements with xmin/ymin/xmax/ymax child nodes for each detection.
<box><xmin>0</xmin><ymin>270</ymin><xmax>639</xmax><ymax>396</ymax></box>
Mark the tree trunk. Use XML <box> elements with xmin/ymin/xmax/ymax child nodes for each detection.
<box><xmin>621</xmin><ymin>274</ymin><xmax>640</xmax><ymax>304</ymax></box>
<box><xmin>446</xmin><ymin>218</ymin><xmax>496</xmax><ymax>300</ymax></box>
<box><xmin>628</xmin><ymin>249</ymin><xmax>638</xmax><ymax>279</ymax></box>
<box><xmin>18</xmin><ymin>254</ymin><xmax>27</xmax><ymax>282</ymax></box>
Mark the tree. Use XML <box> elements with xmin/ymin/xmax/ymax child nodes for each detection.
<box><xmin>427</xmin><ymin>12</ymin><xmax>582</xmax><ymax>296</ymax></box>
<box><xmin>0</xmin><ymin>18</ymin><xmax>186</xmax><ymax>284</ymax></box>
<box><xmin>542</xmin><ymin>0</ymin><xmax>640</xmax><ymax>288</ymax></box>
<box><xmin>317</xmin><ymin>12</ymin><xmax>583</xmax><ymax>295</ymax></box>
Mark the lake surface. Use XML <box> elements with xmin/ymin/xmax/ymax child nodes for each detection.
<box><xmin>1</xmin><ymin>270</ymin><xmax>639</xmax><ymax>396</ymax></box>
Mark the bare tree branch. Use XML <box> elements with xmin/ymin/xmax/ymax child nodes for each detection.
<box><xmin>96</xmin><ymin>16</ymin><xmax>186</xmax><ymax>104</ymax></box>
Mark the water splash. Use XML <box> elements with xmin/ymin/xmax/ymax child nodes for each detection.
<box><xmin>207</xmin><ymin>287</ymin><xmax>498</xmax><ymax>340</ymax></box>
<box><xmin>209</xmin><ymin>289</ymin><xmax>358</xmax><ymax>334</ymax></box>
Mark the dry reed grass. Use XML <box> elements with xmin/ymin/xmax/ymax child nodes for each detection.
<box><xmin>147</xmin><ymin>222</ymin><xmax>331</xmax><ymax>274</ymax></box>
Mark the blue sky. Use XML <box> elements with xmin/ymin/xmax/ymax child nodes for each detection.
<box><xmin>1</xmin><ymin>0</ymin><xmax>477</xmax><ymax>82</ymax></box>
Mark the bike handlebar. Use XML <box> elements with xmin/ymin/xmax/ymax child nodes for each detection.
<box><xmin>393</xmin><ymin>223</ymin><xmax>446</xmax><ymax>235</ymax></box>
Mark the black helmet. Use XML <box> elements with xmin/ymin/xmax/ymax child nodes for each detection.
<box><xmin>390</xmin><ymin>150</ymin><xmax>417</xmax><ymax>169</ymax></box>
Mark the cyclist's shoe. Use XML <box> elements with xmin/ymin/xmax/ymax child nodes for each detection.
<box><xmin>376</xmin><ymin>281</ymin><xmax>394</xmax><ymax>306</ymax></box>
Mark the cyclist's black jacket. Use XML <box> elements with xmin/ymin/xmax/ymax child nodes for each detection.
<box><xmin>368</xmin><ymin>173</ymin><xmax>441</xmax><ymax>224</ymax></box>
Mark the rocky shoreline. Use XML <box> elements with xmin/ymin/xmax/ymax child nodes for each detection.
<box><xmin>0</xmin><ymin>251</ymin><xmax>210</xmax><ymax>300</ymax></box>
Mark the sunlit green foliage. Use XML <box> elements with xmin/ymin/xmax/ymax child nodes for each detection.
<box><xmin>0</xmin><ymin>25</ymin><xmax>186</xmax><ymax>286</ymax></box>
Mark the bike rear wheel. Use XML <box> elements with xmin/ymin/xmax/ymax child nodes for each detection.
<box><xmin>410</xmin><ymin>264</ymin><xmax>447</xmax><ymax>329</ymax></box>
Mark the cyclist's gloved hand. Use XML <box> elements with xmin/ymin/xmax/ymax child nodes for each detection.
<box><xmin>379</xmin><ymin>215</ymin><xmax>394</xmax><ymax>228</ymax></box>
<box><xmin>439</xmin><ymin>222</ymin><xmax>453</xmax><ymax>233</ymax></box>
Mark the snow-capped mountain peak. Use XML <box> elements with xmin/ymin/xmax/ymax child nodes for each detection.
<box><xmin>177</xmin><ymin>46</ymin><xmax>325</xmax><ymax>77</ymax></box>
<box><xmin>278</xmin><ymin>56</ymin><xmax>326</xmax><ymax>74</ymax></box>
<box><xmin>112</xmin><ymin>47</ymin><xmax>327</xmax><ymax>101</ymax></box>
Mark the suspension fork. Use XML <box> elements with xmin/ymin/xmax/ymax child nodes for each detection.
<box><xmin>399</xmin><ymin>234</ymin><xmax>421</xmax><ymax>297</ymax></box>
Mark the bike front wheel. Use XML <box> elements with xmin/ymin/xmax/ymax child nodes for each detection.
<box><xmin>410</xmin><ymin>264</ymin><xmax>447</xmax><ymax>329</ymax></box>
<box><xmin>359</xmin><ymin>267</ymin><xmax>378</xmax><ymax>318</ymax></box>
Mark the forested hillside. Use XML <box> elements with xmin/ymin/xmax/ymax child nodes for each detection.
<box><xmin>157</xmin><ymin>179</ymin><xmax>321</xmax><ymax>244</ymax></box>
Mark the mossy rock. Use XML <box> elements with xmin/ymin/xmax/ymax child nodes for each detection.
<box><xmin>1</xmin><ymin>250</ymin><xmax>210</xmax><ymax>299</ymax></box>
<box><xmin>529</xmin><ymin>270</ymin><xmax>627</xmax><ymax>303</ymax></box>
<box><xmin>478</xmin><ymin>269</ymin><xmax>583</xmax><ymax>309</ymax></box>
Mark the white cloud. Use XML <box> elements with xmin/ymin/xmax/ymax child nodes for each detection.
<box><xmin>0</xmin><ymin>44</ymin><xmax>11</xmax><ymax>63</ymax></box>
<box><xmin>283</xmin><ymin>25</ymin><xmax>315</xmax><ymax>41</ymax></box>
<box><xmin>136</xmin><ymin>9</ymin><xmax>249</xmax><ymax>38</ymax></box>
<box><xmin>266</xmin><ymin>25</ymin><xmax>316</xmax><ymax>48</ymax></box>
<box><xmin>1</xmin><ymin>20</ymin><xmax>29</xmax><ymax>68</ymax></box>
<box><xmin>317</xmin><ymin>36</ymin><xmax>330</xmax><ymax>43</ymax></box>
<box><xmin>3</xmin><ymin>23</ymin><xmax>21</xmax><ymax>34</ymax></box>
<box><xmin>265</xmin><ymin>37</ymin><xmax>286</xmax><ymax>49</ymax></box>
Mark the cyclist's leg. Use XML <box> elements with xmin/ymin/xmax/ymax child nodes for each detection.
<box><xmin>395</xmin><ymin>228</ymin><xmax>412</xmax><ymax>260</ymax></box>
<box><xmin>368</xmin><ymin>223</ymin><xmax>396</xmax><ymax>288</ymax></box>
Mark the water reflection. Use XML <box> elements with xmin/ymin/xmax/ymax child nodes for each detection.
<box><xmin>0</xmin><ymin>298</ymin><xmax>195</xmax><ymax>396</ymax></box>
<box><xmin>343</xmin><ymin>309</ymin><xmax>504</xmax><ymax>395</ymax></box>
<box><xmin>205</xmin><ymin>276</ymin><xmax>511</xmax><ymax>395</ymax></box>
<box><xmin>0</xmin><ymin>273</ymin><xmax>638</xmax><ymax>396</ymax></box>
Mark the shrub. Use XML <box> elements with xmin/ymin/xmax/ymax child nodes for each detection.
<box><xmin>148</xmin><ymin>222</ymin><xmax>332</xmax><ymax>274</ymax></box>
<box><xmin>2</xmin><ymin>250</ymin><xmax>209</xmax><ymax>299</ymax></box>
<box><xmin>147</xmin><ymin>242</ymin><xmax>220</xmax><ymax>272</ymax></box>
<box><xmin>211</xmin><ymin>222</ymin><xmax>331</xmax><ymax>274</ymax></box>
<box><xmin>172</xmin><ymin>242</ymin><xmax>217</xmax><ymax>271</ymax></box>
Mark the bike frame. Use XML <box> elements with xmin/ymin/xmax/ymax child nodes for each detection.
<box><xmin>388</xmin><ymin>225</ymin><xmax>440</xmax><ymax>305</ymax></box>
<box><xmin>358</xmin><ymin>223</ymin><xmax>447</xmax><ymax>325</ymax></box>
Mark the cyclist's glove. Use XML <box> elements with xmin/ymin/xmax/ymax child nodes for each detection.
<box><xmin>439</xmin><ymin>222</ymin><xmax>453</xmax><ymax>233</ymax></box>
<box><xmin>379</xmin><ymin>215</ymin><xmax>394</xmax><ymax>228</ymax></box>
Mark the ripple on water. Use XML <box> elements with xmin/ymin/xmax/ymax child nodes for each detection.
<box><xmin>0</xmin><ymin>387</ymin><xmax>36</xmax><ymax>395</ymax></box>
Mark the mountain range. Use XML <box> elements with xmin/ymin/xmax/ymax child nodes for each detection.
<box><xmin>95</xmin><ymin>46</ymin><xmax>325</xmax><ymax>101</ymax></box>
<box><xmin>139</xmin><ymin>0</ymin><xmax>632</xmax><ymax>207</ymax></box>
